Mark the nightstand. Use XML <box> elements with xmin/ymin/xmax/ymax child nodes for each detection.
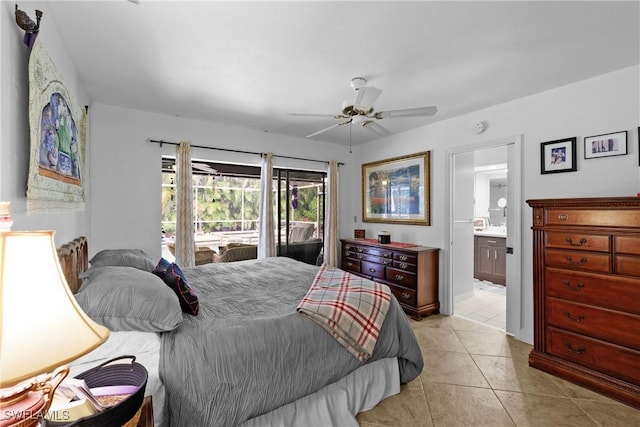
<box><xmin>136</xmin><ymin>396</ymin><xmax>154</xmax><ymax>427</ymax></box>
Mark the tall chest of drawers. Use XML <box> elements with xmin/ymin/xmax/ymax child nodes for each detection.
<box><xmin>527</xmin><ymin>197</ymin><xmax>640</xmax><ymax>409</ymax></box>
<box><xmin>340</xmin><ymin>239</ymin><xmax>439</xmax><ymax>320</ymax></box>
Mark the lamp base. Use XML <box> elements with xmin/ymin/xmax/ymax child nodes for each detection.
<box><xmin>0</xmin><ymin>367</ymin><xmax>69</xmax><ymax>427</ymax></box>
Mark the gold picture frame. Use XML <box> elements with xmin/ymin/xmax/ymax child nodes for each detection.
<box><xmin>362</xmin><ymin>151</ymin><xmax>431</xmax><ymax>225</ymax></box>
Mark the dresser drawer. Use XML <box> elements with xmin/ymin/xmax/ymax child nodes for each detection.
<box><xmin>360</xmin><ymin>260</ymin><xmax>386</xmax><ymax>280</ymax></box>
<box><xmin>545</xmin><ymin>249</ymin><xmax>610</xmax><ymax>273</ymax></box>
<box><xmin>547</xmin><ymin>327</ymin><xmax>640</xmax><ymax>384</ymax></box>
<box><xmin>341</xmin><ymin>258</ymin><xmax>361</xmax><ymax>273</ymax></box>
<box><xmin>546</xmin><ymin>208</ymin><xmax>640</xmax><ymax>228</ymax></box>
<box><xmin>547</xmin><ymin>298</ymin><xmax>640</xmax><ymax>350</ymax></box>
<box><xmin>615</xmin><ymin>255</ymin><xmax>640</xmax><ymax>278</ymax></box>
<box><xmin>545</xmin><ymin>232</ymin><xmax>610</xmax><ymax>252</ymax></box>
<box><xmin>388</xmin><ymin>284</ymin><xmax>416</xmax><ymax>307</ymax></box>
<box><xmin>615</xmin><ymin>235</ymin><xmax>640</xmax><ymax>255</ymax></box>
<box><xmin>546</xmin><ymin>267</ymin><xmax>640</xmax><ymax>315</ymax></box>
<box><xmin>392</xmin><ymin>260</ymin><xmax>417</xmax><ymax>273</ymax></box>
<box><xmin>394</xmin><ymin>252</ymin><xmax>417</xmax><ymax>264</ymax></box>
<box><xmin>361</xmin><ymin>253</ymin><xmax>393</xmax><ymax>266</ymax></box>
<box><xmin>355</xmin><ymin>245</ymin><xmax>394</xmax><ymax>260</ymax></box>
<box><xmin>386</xmin><ymin>266</ymin><xmax>416</xmax><ymax>288</ymax></box>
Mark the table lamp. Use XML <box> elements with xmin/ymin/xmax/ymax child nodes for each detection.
<box><xmin>0</xmin><ymin>231</ymin><xmax>110</xmax><ymax>426</ymax></box>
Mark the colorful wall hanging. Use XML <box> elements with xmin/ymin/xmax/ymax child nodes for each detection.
<box><xmin>27</xmin><ymin>40</ymin><xmax>86</xmax><ymax>213</ymax></box>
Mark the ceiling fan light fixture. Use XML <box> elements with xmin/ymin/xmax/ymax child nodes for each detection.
<box><xmin>350</xmin><ymin>77</ymin><xmax>367</xmax><ymax>91</ymax></box>
<box><xmin>341</xmin><ymin>100</ymin><xmax>355</xmax><ymax>115</ymax></box>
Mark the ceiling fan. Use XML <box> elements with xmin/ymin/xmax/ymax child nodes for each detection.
<box><xmin>291</xmin><ymin>77</ymin><xmax>438</xmax><ymax>139</ymax></box>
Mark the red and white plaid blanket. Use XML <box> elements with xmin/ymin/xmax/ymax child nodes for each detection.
<box><xmin>297</xmin><ymin>264</ymin><xmax>392</xmax><ymax>362</ymax></box>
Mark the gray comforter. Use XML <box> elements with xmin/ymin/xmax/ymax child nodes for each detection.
<box><xmin>160</xmin><ymin>257</ymin><xmax>423</xmax><ymax>427</ymax></box>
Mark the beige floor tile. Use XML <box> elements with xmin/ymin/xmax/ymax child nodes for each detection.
<box><xmin>412</xmin><ymin>324</ymin><xmax>468</xmax><ymax>353</ymax></box>
<box><xmin>572</xmin><ymin>397</ymin><xmax>640</xmax><ymax>426</ymax></box>
<box><xmin>423</xmin><ymin>383</ymin><xmax>515</xmax><ymax>427</ymax></box>
<box><xmin>494</xmin><ymin>390</ymin><xmax>599</xmax><ymax>427</ymax></box>
<box><xmin>455</xmin><ymin>330</ymin><xmax>527</xmax><ymax>360</ymax></box>
<box><xmin>420</xmin><ymin>351</ymin><xmax>490</xmax><ymax>388</ymax></box>
<box><xmin>447</xmin><ymin>315</ymin><xmax>500</xmax><ymax>333</ymax></box>
<box><xmin>471</xmin><ymin>354</ymin><xmax>567</xmax><ymax>397</ymax></box>
<box><xmin>409</xmin><ymin>314</ymin><xmax>456</xmax><ymax>330</ymax></box>
<box><xmin>550</xmin><ymin>376</ymin><xmax>618</xmax><ymax>402</ymax></box>
<box><xmin>357</xmin><ymin>378</ymin><xmax>433</xmax><ymax>427</ymax></box>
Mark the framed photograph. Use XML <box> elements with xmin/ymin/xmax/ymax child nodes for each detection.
<box><xmin>584</xmin><ymin>130</ymin><xmax>628</xmax><ymax>159</ymax></box>
<box><xmin>362</xmin><ymin>151</ymin><xmax>430</xmax><ymax>225</ymax></box>
<box><xmin>540</xmin><ymin>137</ymin><xmax>577</xmax><ymax>174</ymax></box>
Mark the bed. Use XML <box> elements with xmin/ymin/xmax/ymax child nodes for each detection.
<box><xmin>58</xmin><ymin>237</ymin><xmax>423</xmax><ymax>426</ymax></box>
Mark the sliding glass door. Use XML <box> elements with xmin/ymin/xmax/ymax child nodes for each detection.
<box><xmin>275</xmin><ymin>169</ymin><xmax>325</xmax><ymax>265</ymax></box>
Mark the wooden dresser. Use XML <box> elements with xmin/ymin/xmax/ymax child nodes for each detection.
<box><xmin>340</xmin><ymin>238</ymin><xmax>439</xmax><ymax>320</ymax></box>
<box><xmin>527</xmin><ymin>197</ymin><xmax>640</xmax><ymax>409</ymax></box>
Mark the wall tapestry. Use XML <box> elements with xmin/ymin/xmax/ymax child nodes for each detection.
<box><xmin>27</xmin><ymin>40</ymin><xmax>86</xmax><ymax>214</ymax></box>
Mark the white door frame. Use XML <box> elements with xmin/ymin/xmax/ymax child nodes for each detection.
<box><xmin>444</xmin><ymin>135</ymin><xmax>523</xmax><ymax>339</ymax></box>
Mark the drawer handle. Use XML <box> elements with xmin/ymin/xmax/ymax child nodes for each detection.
<box><xmin>565</xmin><ymin>237</ymin><xmax>588</xmax><ymax>247</ymax></box>
<box><xmin>399</xmin><ymin>262</ymin><xmax>408</xmax><ymax>269</ymax></box>
<box><xmin>565</xmin><ymin>256</ymin><xmax>587</xmax><ymax>266</ymax></box>
<box><xmin>558</xmin><ymin>213</ymin><xmax>569</xmax><ymax>221</ymax></box>
<box><xmin>401</xmin><ymin>292</ymin><xmax>411</xmax><ymax>300</ymax></box>
<box><xmin>563</xmin><ymin>341</ymin><xmax>585</xmax><ymax>354</ymax></box>
<box><xmin>357</xmin><ymin>254</ymin><xmax>363</xmax><ymax>259</ymax></box>
<box><xmin>562</xmin><ymin>311</ymin><xmax>585</xmax><ymax>322</ymax></box>
<box><xmin>356</xmin><ymin>248</ymin><xmax>363</xmax><ymax>253</ymax></box>
<box><xmin>487</xmin><ymin>240</ymin><xmax>497</xmax><ymax>244</ymax></box>
<box><xmin>399</xmin><ymin>255</ymin><xmax>408</xmax><ymax>261</ymax></box>
<box><xmin>384</xmin><ymin>260</ymin><xmax>391</xmax><ymax>265</ymax></box>
<box><xmin>562</xmin><ymin>280</ymin><xmax>584</xmax><ymax>291</ymax></box>
<box><xmin>346</xmin><ymin>245</ymin><xmax>352</xmax><ymax>250</ymax></box>
<box><xmin>395</xmin><ymin>274</ymin><xmax>404</xmax><ymax>281</ymax></box>
<box><xmin>347</xmin><ymin>262</ymin><xmax>353</xmax><ymax>267</ymax></box>
<box><xmin>383</xmin><ymin>252</ymin><xmax>392</xmax><ymax>258</ymax></box>
<box><xmin>369</xmin><ymin>268</ymin><xmax>376</xmax><ymax>273</ymax></box>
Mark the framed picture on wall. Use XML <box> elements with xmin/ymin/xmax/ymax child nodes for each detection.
<box><xmin>540</xmin><ymin>137</ymin><xmax>577</xmax><ymax>174</ymax></box>
<box><xmin>584</xmin><ymin>130</ymin><xmax>628</xmax><ymax>159</ymax></box>
<box><xmin>362</xmin><ymin>151</ymin><xmax>431</xmax><ymax>225</ymax></box>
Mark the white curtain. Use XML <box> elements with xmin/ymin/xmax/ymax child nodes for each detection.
<box><xmin>258</xmin><ymin>152</ymin><xmax>276</xmax><ymax>258</ymax></box>
<box><xmin>323</xmin><ymin>160</ymin><xmax>339</xmax><ymax>267</ymax></box>
<box><xmin>175</xmin><ymin>141</ymin><xmax>195</xmax><ymax>267</ymax></box>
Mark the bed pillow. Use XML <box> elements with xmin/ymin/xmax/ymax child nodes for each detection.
<box><xmin>89</xmin><ymin>249</ymin><xmax>155</xmax><ymax>272</ymax></box>
<box><xmin>153</xmin><ymin>258</ymin><xmax>199</xmax><ymax>316</ymax></box>
<box><xmin>75</xmin><ymin>266</ymin><xmax>183</xmax><ymax>332</ymax></box>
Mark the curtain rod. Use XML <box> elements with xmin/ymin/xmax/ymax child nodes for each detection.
<box><xmin>147</xmin><ymin>139</ymin><xmax>344</xmax><ymax>166</ymax></box>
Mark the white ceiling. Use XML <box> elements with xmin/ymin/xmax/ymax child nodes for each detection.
<box><xmin>43</xmin><ymin>1</ymin><xmax>639</xmax><ymax>146</ymax></box>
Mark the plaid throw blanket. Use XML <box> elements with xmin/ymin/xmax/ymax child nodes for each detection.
<box><xmin>297</xmin><ymin>264</ymin><xmax>392</xmax><ymax>361</ymax></box>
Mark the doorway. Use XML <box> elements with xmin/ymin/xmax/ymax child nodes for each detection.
<box><xmin>446</xmin><ymin>136</ymin><xmax>522</xmax><ymax>338</ymax></box>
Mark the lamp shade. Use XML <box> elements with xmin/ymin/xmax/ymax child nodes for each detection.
<box><xmin>0</xmin><ymin>231</ymin><xmax>109</xmax><ymax>388</ymax></box>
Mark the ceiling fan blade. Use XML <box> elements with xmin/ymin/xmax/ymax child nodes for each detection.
<box><xmin>354</xmin><ymin>86</ymin><xmax>382</xmax><ymax>112</ymax></box>
<box><xmin>363</xmin><ymin>121</ymin><xmax>390</xmax><ymax>136</ymax></box>
<box><xmin>376</xmin><ymin>106</ymin><xmax>438</xmax><ymax>119</ymax></box>
<box><xmin>306</xmin><ymin>120</ymin><xmax>350</xmax><ymax>138</ymax></box>
<box><xmin>289</xmin><ymin>113</ymin><xmax>336</xmax><ymax>118</ymax></box>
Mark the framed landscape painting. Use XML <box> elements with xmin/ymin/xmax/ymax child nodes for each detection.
<box><xmin>362</xmin><ymin>151</ymin><xmax>430</xmax><ymax>225</ymax></box>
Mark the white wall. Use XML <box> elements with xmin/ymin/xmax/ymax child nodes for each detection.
<box><xmin>89</xmin><ymin>103</ymin><xmax>350</xmax><ymax>259</ymax></box>
<box><xmin>1</xmin><ymin>1</ymin><xmax>90</xmax><ymax>246</ymax></box>
<box><xmin>346</xmin><ymin>65</ymin><xmax>640</xmax><ymax>341</ymax></box>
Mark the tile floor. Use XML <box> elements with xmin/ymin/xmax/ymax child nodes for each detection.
<box><xmin>356</xmin><ymin>315</ymin><xmax>640</xmax><ymax>427</ymax></box>
<box><xmin>454</xmin><ymin>279</ymin><xmax>506</xmax><ymax>330</ymax></box>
